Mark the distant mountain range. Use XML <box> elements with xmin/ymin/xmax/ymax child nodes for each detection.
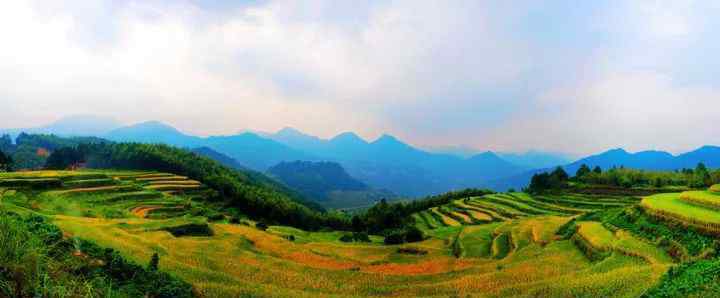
<box><xmin>103</xmin><ymin>122</ymin><xmax>527</xmax><ymax>197</ymax></box>
<box><xmin>4</xmin><ymin>116</ymin><xmax>719</xmax><ymax>198</ymax></box>
<box><xmin>489</xmin><ymin>147</ymin><xmax>720</xmax><ymax>191</ymax></box>
<box><xmin>0</xmin><ymin>115</ymin><xmax>122</xmax><ymax>138</ymax></box>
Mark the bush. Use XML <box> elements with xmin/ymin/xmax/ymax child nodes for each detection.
<box><xmin>255</xmin><ymin>222</ymin><xmax>268</xmax><ymax>231</ymax></box>
<box><xmin>404</xmin><ymin>226</ymin><xmax>424</xmax><ymax>243</ymax></box>
<box><xmin>339</xmin><ymin>234</ymin><xmax>354</xmax><ymax>242</ymax></box>
<box><xmin>163</xmin><ymin>223</ymin><xmax>214</xmax><ymax>237</ymax></box>
<box><xmin>206</xmin><ymin>212</ymin><xmax>225</xmax><ymax>222</ymax></box>
<box><xmin>353</xmin><ymin>232</ymin><xmax>371</xmax><ymax>242</ymax></box>
<box><xmin>397</xmin><ymin>247</ymin><xmax>428</xmax><ymax>255</ymax></box>
<box><xmin>229</xmin><ymin>216</ymin><xmax>242</xmax><ymax>224</ymax></box>
<box><xmin>383</xmin><ymin>229</ymin><xmax>406</xmax><ymax>245</ymax></box>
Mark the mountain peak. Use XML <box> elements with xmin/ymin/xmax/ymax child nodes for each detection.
<box><xmin>331</xmin><ymin>132</ymin><xmax>367</xmax><ymax>144</ymax></box>
<box><xmin>276</xmin><ymin>127</ymin><xmax>304</xmax><ymax>136</ymax></box>
<box><xmin>131</xmin><ymin>121</ymin><xmax>180</xmax><ymax>132</ymax></box>
<box><xmin>374</xmin><ymin>134</ymin><xmax>400</xmax><ymax>143</ymax></box>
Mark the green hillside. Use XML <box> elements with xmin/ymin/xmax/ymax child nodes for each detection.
<box><xmin>4</xmin><ymin>167</ymin><xmax>720</xmax><ymax>297</ymax></box>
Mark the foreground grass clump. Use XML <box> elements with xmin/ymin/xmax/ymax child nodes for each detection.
<box><xmin>0</xmin><ymin>213</ymin><xmax>194</xmax><ymax>298</ymax></box>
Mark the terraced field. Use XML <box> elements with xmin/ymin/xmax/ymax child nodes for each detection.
<box><xmin>413</xmin><ymin>192</ymin><xmax>640</xmax><ymax>231</ymax></box>
<box><xmin>641</xmin><ymin>188</ymin><xmax>720</xmax><ymax>235</ymax></box>
<box><xmin>0</xmin><ymin>170</ymin><xmax>209</xmax><ymax>220</ymax></box>
<box><xmin>0</xmin><ymin>171</ymin><xmax>678</xmax><ymax>297</ymax></box>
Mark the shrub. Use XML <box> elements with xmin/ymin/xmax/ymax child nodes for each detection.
<box><xmin>404</xmin><ymin>226</ymin><xmax>424</xmax><ymax>243</ymax></box>
<box><xmin>397</xmin><ymin>247</ymin><xmax>428</xmax><ymax>255</ymax></box>
<box><xmin>255</xmin><ymin>222</ymin><xmax>268</xmax><ymax>231</ymax></box>
<box><xmin>339</xmin><ymin>234</ymin><xmax>354</xmax><ymax>242</ymax></box>
<box><xmin>229</xmin><ymin>216</ymin><xmax>242</xmax><ymax>224</ymax></box>
<box><xmin>353</xmin><ymin>232</ymin><xmax>371</xmax><ymax>242</ymax></box>
<box><xmin>206</xmin><ymin>212</ymin><xmax>225</xmax><ymax>222</ymax></box>
<box><xmin>163</xmin><ymin>223</ymin><xmax>214</xmax><ymax>237</ymax></box>
<box><xmin>383</xmin><ymin>229</ymin><xmax>406</xmax><ymax>245</ymax></box>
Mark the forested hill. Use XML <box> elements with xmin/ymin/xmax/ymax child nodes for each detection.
<box><xmin>268</xmin><ymin>160</ymin><xmax>368</xmax><ymax>200</ymax></box>
<box><xmin>0</xmin><ymin>133</ymin><xmax>344</xmax><ymax>230</ymax></box>
<box><xmin>86</xmin><ymin>143</ymin><xmax>342</xmax><ymax>229</ymax></box>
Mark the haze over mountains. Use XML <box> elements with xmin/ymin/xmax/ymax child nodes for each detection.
<box><xmin>2</xmin><ymin>116</ymin><xmax>719</xmax><ymax>198</ymax></box>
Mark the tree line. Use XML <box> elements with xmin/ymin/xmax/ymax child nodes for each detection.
<box><xmin>529</xmin><ymin>163</ymin><xmax>719</xmax><ymax>193</ymax></box>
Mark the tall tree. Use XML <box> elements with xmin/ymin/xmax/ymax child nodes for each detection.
<box><xmin>0</xmin><ymin>150</ymin><xmax>12</xmax><ymax>172</ymax></box>
<box><xmin>575</xmin><ymin>164</ymin><xmax>591</xmax><ymax>178</ymax></box>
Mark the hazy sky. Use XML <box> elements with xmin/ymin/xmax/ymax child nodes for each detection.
<box><xmin>1</xmin><ymin>0</ymin><xmax>719</xmax><ymax>155</ymax></box>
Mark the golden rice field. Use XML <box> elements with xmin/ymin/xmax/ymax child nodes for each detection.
<box><xmin>0</xmin><ymin>171</ymin><xmax>677</xmax><ymax>297</ymax></box>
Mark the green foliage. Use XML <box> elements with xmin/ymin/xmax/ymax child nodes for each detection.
<box><xmin>451</xmin><ymin>233</ymin><xmax>464</xmax><ymax>258</ymax></box>
<box><xmin>404</xmin><ymin>226</ymin><xmax>424</xmax><ymax>242</ymax></box>
<box><xmin>383</xmin><ymin>230</ymin><xmax>406</xmax><ymax>245</ymax></box>
<box><xmin>339</xmin><ymin>234</ymin><xmax>354</xmax><ymax>242</ymax></box>
<box><xmin>10</xmin><ymin>145</ymin><xmax>46</xmax><ymax>170</ymax></box>
<box><xmin>643</xmin><ymin>259</ymin><xmax>720</xmax><ymax>297</ymax></box>
<box><xmin>0</xmin><ymin>213</ymin><xmax>194</xmax><ymax>298</ymax></box>
<box><xmin>528</xmin><ymin>167</ymin><xmax>569</xmax><ymax>193</ymax></box>
<box><xmin>574</xmin><ymin>164</ymin><xmax>719</xmax><ymax>189</ymax></box>
<box><xmin>576</xmin><ymin>164</ymin><xmax>591</xmax><ymax>178</ymax></box>
<box><xmin>255</xmin><ymin>222</ymin><xmax>268</xmax><ymax>231</ymax></box>
<box><xmin>382</xmin><ymin>226</ymin><xmax>425</xmax><ymax>245</ymax></box>
<box><xmin>163</xmin><ymin>223</ymin><xmax>214</xmax><ymax>237</ymax></box>
<box><xmin>45</xmin><ymin>146</ymin><xmax>88</xmax><ymax>169</ymax></box>
<box><xmin>0</xmin><ymin>149</ymin><xmax>12</xmax><ymax>172</ymax></box>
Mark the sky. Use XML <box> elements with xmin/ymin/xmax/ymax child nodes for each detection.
<box><xmin>1</xmin><ymin>0</ymin><xmax>719</xmax><ymax>156</ymax></box>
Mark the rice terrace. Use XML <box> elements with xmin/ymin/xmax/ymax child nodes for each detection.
<box><xmin>2</xmin><ymin>156</ymin><xmax>720</xmax><ymax>297</ymax></box>
<box><xmin>4</xmin><ymin>1</ymin><xmax>720</xmax><ymax>297</ymax></box>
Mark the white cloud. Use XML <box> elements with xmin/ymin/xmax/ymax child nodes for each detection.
<box><xmin>1</xmin><ymin>0</ymin><xmax>719</xmax><ymax>156</ymax></box>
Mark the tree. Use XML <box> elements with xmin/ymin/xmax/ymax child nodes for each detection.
<box><xmin>0</xmin><ymin>150</ymin><xmax>12</xmax><ymax>172</ymax></box>
<box><xmin>528</xmin><ymin>173</ymin><xmax>551</xmax><ymax>193</ymax></box>
<box><xmin>404</xmin><ymin>226</ymin><xmax>424</xmax><ymax>243</ymax></box>
<box><xmin>0</xmin><ymin>134</ymin><xmax>12</xmax><ymax>153</ymax></box>
<box><xmin>593</xmin><ymin>166</ymin><xmax>602</xmax><ymax>174</ymax></box>
<box><xmin>351</xmin><ymin>215</ymin><xmax>365</xmax><ymax>232</ymax></box>
<box><xmin>551</xmin><ymin>167</ymin><xmax>569</xmax><ymax>181</ymax></box>
<box><xmin>45</xmin><ymin>146</ymin><xmax>87</xmax><ymax>170</ymax></box>
<box><xmin>575</xmin><ymin>164</ymin><xmax>591</xmax><ymax>178</ymax></box>
<box><xmin>691</xmin><ymin>163</ymin><xmax>712</xmax><ymax>188</ymax></box>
